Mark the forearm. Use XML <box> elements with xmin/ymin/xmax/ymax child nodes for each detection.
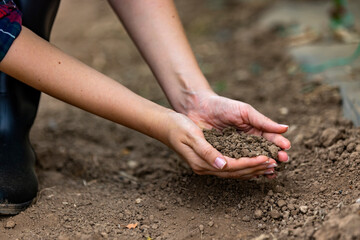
<box><xmin>0</xmin><ymin>27</ymin><xmax>172</xmax><ymax>144</ymax></box>
<box><xmin>108</xmin><ymin>0</ymin><xmax>213</xmax><ymax>113</ymax></box>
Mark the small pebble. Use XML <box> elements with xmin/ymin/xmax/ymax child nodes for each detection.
<box><xmin>135</xmin><ymin>198</ymin><xmax>142</xmax><ymax>204</ymax></box>
<box><xmin>270</xmin><ymin>210</ymin><xmax>282</xmax><ymax>219</ymax></box>
<box><xmin>242</xmin><ymin>215</ymin><xmax>251</xmax><ymax>222</ymax></box>
<box><xmin>127</xmin><ymin>160</ymin><xmax>139</xmax><ymax>169</ymax></box>
<box><xmin>279</xmin><ymin>107</ymin><xmax>289</xmax><ymax>115</ymax></box>
<box><xmin>100</xmin><ymin>232</ymin><xmax>108</xmax><ymax>238</ymax></box>
<box><xmin>199</xmin><ymin>224</ymin><xmax>204</xmax><ymax>231</ymax></box>
<box><xmin>288</xmin><ymin>204</ymin><xmax>295</xmax><ymax>210</ymax></box>
<box><xmin>254</xmin><ymin>209</ymin><xmax>263</xmax><ymax>219</ymax></box>
<box><xmin>277</xmin><ymin>199</ymin><xmax>286</xmax><ymax>208</ymax></box>
<box><xmin>208</xmin><ymin>221</ymin><xmax>214</xmax><ymax>227</ymax></box>
<box><xmin>299</xmin><ymin>206</ymin><xmax>308</xmax><ymax>214</ymax></box>
<box><xmin>5</xmin><ymin>220</ymin><xmax>16</xmax><ymax>229</ymax></box>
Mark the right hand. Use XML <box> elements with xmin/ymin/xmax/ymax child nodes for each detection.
<box><xmin>162</xmin><ymin>112</ymin><xmax>278</xmax><ymax>179</ymax></box>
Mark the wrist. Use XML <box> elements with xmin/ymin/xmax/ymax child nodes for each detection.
<box><xmin>167</xmin><ymin>72</ymin><xmax>216</xmax><ymax>114</ymax></box>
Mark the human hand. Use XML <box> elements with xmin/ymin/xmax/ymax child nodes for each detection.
<box><xmin>183</xmin><ymin>90</ymin><xmax>291</xmax><ymax>164</ymax></box>
<box><xmin>163</xmin><ymin>112</ymin><xmax>280</xmax><ymax>179</ymax></box>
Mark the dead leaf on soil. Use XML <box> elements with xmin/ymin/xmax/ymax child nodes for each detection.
<box><xmin>126</xmin><ymin>223</ymin><xmax>138</xmax><ymax>229</ymax></box>
<box><xmin>121</xmin><ymin>148</ymin><xmax>131</xmax><ymax>155</ymax></box>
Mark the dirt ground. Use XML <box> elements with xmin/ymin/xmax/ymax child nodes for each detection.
<box><xmin>1</xmin><ymin>0</ymin><xmax>359</xmax><ymax>239</ymax></box>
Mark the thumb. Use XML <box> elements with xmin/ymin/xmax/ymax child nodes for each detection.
<box><xmin>247</xmin><ymin>105</ymin><xmax>288</xmax><ymax>133</ymax></box>
<box><xmin>193</xmin><ymin>136</ymin><xmax>227</xmax><ymax>170</ymax></box>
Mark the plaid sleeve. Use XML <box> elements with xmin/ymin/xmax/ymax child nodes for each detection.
<box><xmin>0</xmin><ymin>0</ymin><xmax>22</xmax><ymax>62</ymax></box>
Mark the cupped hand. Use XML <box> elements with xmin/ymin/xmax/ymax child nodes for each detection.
<box><xmin>183</xmin><ymin>90</ymin><xmax>291</xmax><ymax>163</ymax></box>
<box><xmin>163</xmin><ymin>112</ymin><xmax>279</xmax><ymax>180</ymax></box>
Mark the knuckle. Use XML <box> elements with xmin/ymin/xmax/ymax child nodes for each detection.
<box><xmin>193</xmin><ymin>169</ymin><xmax>205</xmax><ymax>175</ymax></box>
<box><xmin>191</xmin><ymin>165</ymin><xmax>204</xmax><ymax>175</ymax></box>
<box><xmin>200</xmin><ymin>146</ymin><xmax>214</xmax><ymax>160</ymax></box>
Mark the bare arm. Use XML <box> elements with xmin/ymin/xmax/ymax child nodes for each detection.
<box><xmin>0</xmin><ymin>27</ymin><xmax>276</xmax><ymax>178</ymax></box>
<box><xmin>0</xmin><ymin>27</ymin><xmax>171</xmax><ymax>142</ymax></box>
<box><xmin>107</xmin><ymin>0</ymin><xmax>211</xmax><ymax>114</ymax></box>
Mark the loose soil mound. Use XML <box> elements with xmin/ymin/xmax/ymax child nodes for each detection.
<box><xmin>203</xmin><ymin>127</ymin><xmax>280</xmax><ymax>160</ymax></box>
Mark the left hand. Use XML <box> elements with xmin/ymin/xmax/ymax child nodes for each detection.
<box><xmin>183</xmin><ymin>90</ymin><xmax>291</xmax><ymax>163</ymax></box>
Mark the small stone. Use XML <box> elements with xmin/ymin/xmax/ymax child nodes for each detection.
<box><xmin>279</xmin><ymin>107</ymin><xmax>289</xmax><ymax>115</ymax></box>
<box><xmin>277</xmin><ymin>199</ymin><xmax>287</xmax><ymax>208</ymax></box>
<box><xmin>270</xmin><ymin>210</ymin><xmax>282</xmax><ymax>219</ymax></box>
<box><xmin>151</xmin><ymin>224</ymin><xmax>159</xmax><ymax>229</ymax></box>
<box><xmin>299</xmin><ymin>206</ymin><xmax>308</xmax><ymax>214</ymax></box>
<box><xmin>135</xmin><ymin>198</ymin><xmax>142</xmax><ymax>204</ymax></box>
<box><xmin>242</xmin><ymin>215</ymin><xmax>251</xmax><ymax>222</ymax></box>
<box><xmin>208</xmin><ymin>221</ymin><xmax>214</xmax><ymax>227</ymax></box>
<box><xmin>127</xmin><ymin>160</ymin><xmax>139</xmax><ymax>169</ymax></box>
<box><xmin>288</xmin><ymin>204</ymin><xmax>295</xmax><ymax>210</ymax></box>
<box><xmin>283</xmin><ymin>211</ymin><xmax>290</xmax><ymax>220</ymax></box>
<box><xmin>100</xmin><ymin>232</ymin><xmax>108</xmax><ymax>238</ymax></box>
<box><xmin>267</xmin><ymin>190</ymin><xmax>274</xmax><ymax>196</ymax></box>
<box><xmin>199</xmin><ymin>224</ymin><xmax>204</xmax><ymax>231</ymax></box>
<box><xmin>254</xmin><ymin>209</ymin><xmax>263</xmax><ymax>219</ymax></box>
<box><xmin>356</xmin><ymin>198</ymin><xmax>360</xmax><ymax>203</ymax></box>
<box><xmin>5</xmin><ymin>220</ymin><xmax>16</xmax><ymax>229</ymax></box>
<box><xmin>320</xmin><ymin>128</ymin><xmax>341</xmax><ymax>147</ymax></box>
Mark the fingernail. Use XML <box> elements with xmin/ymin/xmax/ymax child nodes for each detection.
<box><xmin>284</xmin><ymin>156</ymin><xmax>290</xmax><ymax>162</ymax></box>
<box><xmin>285</xmin><ymin>145</ymin><xmax>291</xmax><ymax>150</ymax></box>
<box><xmin>280</xmin><ymin>124</ymin><xmax>289</xmax><ymax>128</ymax></box>
<box><xmin>264</xmin><ymin>170</ymin><xmax>274</xmax><ymax>175</ymax></box>
<box><xmin>214</xmin><ymin>157</ymin><xmax>226</xmax><ymax>169</ymax></box>
<box><xmin>267</xmin><ymin>163</ymin><xmax>278</xmax><ymax>168</ymax></box>
<box><xmin>262</xmin><ymin>160</ymin><xmax>270</xmax><ymax>165</ymax></box>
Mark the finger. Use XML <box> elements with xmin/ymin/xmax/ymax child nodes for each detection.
<box><xmin>225</xmin><ymin>155</ymin><xmax>273</xmax><ymax>172</ymax></box>
<box><xmin>246</xmin><ymin>105</ymin><xmax>289</xmax><ymax>134</ymax></box>
<box><xmin>192</xmin><ymin>135</ymin><xmax>228</xmax><ymax>170</ymax></box>
<box><xmin>265</xmin><ymin>173</ymin><xmax>277</xmax><ymax>179</ymax></box>
<box><xmin>202</xmin><ymin>158</ymin><xmax>277</xmax><ymax>177</ymax></box>
<box><xmin>262</xmin><ymin>132</ymin><xmax>291</xmax><ymax>150</ymax></box>
<box><xmin>209</xmin><ymin>167</ymin><xmax>277</xmax><ymax>179</ymax></box>
<box><xmin>278</xmin><ymin>151</ymin><xmax>289</xmax><ymax>162</ymax></box>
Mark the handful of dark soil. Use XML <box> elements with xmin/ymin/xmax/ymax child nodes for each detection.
<box><xmin>203</xmin><ymin>127</ymin><xmax>281</xmax><ymax>160</ymax></box>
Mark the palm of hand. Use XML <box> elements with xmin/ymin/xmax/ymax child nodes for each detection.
<box><xmin>185</xmin><ymin>92</ymin><xmax>290</xmax><ymax>162</ymax></box>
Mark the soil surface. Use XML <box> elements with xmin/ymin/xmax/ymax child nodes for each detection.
<box><xmin>204</xmin><ymin>127</ymin><xmax>280</xmax><ymax>160</ymax></box>
<box><xmin>1</xmin><ymin>0</ymin><xmax>360</xmax><ymax>239</ymax></box>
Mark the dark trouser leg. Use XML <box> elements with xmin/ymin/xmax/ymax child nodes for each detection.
<box><xmin>0</xmin><ymin>0</ymin><xmax>60</xmax><ymax>215</ymax></box>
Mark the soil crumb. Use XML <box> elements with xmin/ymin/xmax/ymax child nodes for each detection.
<box><xmin>203</xmin><ymin>127</ymin><xmax>280</xmax><ymax>160</ymax></box>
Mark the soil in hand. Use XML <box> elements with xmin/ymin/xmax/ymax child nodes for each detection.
<box><xmin>203</xmin><ymin>127</ymin><xmax>281</xmax><ymax>160</ymax></box>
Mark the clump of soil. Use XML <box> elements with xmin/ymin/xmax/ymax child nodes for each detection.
<box><xmin>203</xmin><ymin>127</ymin><xmax>281</xmax><ymax>160</ymax></box>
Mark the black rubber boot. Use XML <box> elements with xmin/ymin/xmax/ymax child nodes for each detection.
<box><xmin>0</xmin><ymin>0</ymin><xmax>60</xmax><ymax>215</ymax></box>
